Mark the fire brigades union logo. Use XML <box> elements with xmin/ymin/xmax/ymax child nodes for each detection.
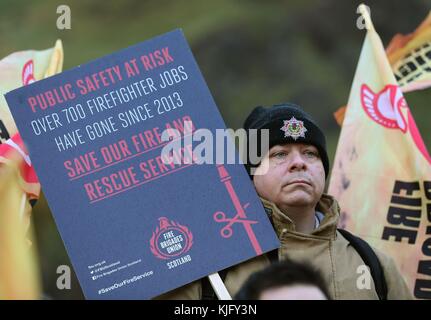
<box><xmin>360</xmin><ymin>84</ymin><xmax>408</xmax><ymax>132</ymax></box>
<box><xmin>360</xmin><ymin>83</ymin><xmax>431</xmax><ymax>165</ymax></box>
<box><xmin>150</xmin><ymin>217</ymin><xmax>193</xmax><ymax>260</ymax></box>
<box><xmin>280</xmin><ymin>116</ymin><xmax>307</xmax><ymax>140</ymax></box>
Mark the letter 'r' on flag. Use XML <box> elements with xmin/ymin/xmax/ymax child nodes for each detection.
<box><xmin>328</xmin><ymin>5</ymin><xmax>431</xmax><ymax>299</ymax></box>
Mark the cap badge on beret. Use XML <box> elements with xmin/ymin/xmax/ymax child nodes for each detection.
<box><xmin>280</xmin><ymin>116</ymin><xmax>307</xmax><ymax>140</ymax></box>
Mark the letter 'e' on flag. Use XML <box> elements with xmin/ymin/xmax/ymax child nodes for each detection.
<box><xmin>328</xmin><ymin>5</ymin><xmax>431</xmax><ymax>299</ymax></box>
<box><xmin>0</xmin><ymin>40</ymin><xmax>63</xmax><ymax>143</ymax></box>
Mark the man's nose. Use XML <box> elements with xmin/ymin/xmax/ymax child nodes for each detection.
<box><xmin>287</xmin><ymin>151</ymin><xmax>307</xmax><ymax>172</ymax></box>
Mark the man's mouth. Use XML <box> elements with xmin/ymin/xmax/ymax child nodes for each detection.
<box><xmin>284</xmin><ymin>180</ymin><xmax>312</xmax><ymax>187</ymax></box>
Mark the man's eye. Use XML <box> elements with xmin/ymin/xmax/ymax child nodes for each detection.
<box><xmin>304</xmin><ymin>150</ymin><xmax>318</xmax><ymax>158</ymax></box>
<box><xmin>272</xmin><ymin>152</ymin><xmax>287</xmax><ymax>159</ymax></box>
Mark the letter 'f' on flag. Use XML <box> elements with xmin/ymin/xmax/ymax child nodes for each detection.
<box><xmin>328</xmin><ymin>5</ymin><xmax>431</xmax><ymax>299</ymax></box>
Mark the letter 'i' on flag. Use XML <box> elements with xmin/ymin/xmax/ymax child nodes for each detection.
<box><xmin>0</xmin><ymin>158</ymin><xmax>40</xmax><ymax>299</ymax></box>
<box><xmin>328</xmin><ymin>5</ymin><xmax>431</xmax><ymax>299</ymax></box>
<box><xmin>0</xmin><ymin>40</ymin><xmax>63</xmax><ymax>143</ymax></box>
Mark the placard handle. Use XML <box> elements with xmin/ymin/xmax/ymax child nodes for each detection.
<box><xmin>208</xmin><ymin>272</ymin><xmax>232</xmax><ymax>300</ymax></box>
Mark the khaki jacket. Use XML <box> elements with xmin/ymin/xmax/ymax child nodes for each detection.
<box><xmin>156</xmin><ymin>194</ymin><xmax>413</xmax><ymax>300</ymax></box>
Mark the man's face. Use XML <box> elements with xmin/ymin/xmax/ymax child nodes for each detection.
<box><xmin>253</xmin><ymin>143</ymin><xmax>325</xmax><ymax>209</ymax></box>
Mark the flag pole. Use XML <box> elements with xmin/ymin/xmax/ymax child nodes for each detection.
<box><xmin>208</xmin><ymin>272</ymin><xmax>232</xmax><ymax>300</ymax></box>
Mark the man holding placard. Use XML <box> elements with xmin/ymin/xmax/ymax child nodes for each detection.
<box><xmin>160</xmin><ymin>103</ymin><xmax>412</xmax><ymax>300</ymax></box>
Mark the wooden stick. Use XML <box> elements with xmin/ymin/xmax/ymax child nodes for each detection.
<box><xmin>208</xmin><ymin>272</ymin><xmax>232</xmax><ymax>300</ymax></box>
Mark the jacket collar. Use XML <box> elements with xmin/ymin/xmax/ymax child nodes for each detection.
<box><xmin>260</xmin><ymin>194</ymin><xmax>340</xmax><ymax>239</ymax></box>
